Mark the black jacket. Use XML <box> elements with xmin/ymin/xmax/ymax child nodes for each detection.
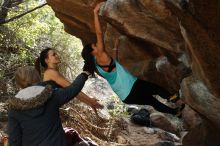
<box><xmin>8</xmin><ymin>73</ymin><xmax>87</xmax><ymax>146</ymax></box>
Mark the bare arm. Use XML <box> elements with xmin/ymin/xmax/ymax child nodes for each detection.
<box><xmin>44</xmin><ymin>69</ymin><xmax>103</xmax><ymax>109</ymax></box>
<box><xmin>53</xmin><ymin>73</ymin><xmax>88</xmax><ymax>106</ymax></box>
<box><xmin>93</xmin><ymin>2</ymin><xmax>106</xmax><ymax>54</ymax></box>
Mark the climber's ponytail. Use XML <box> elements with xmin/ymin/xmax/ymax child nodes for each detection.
<box><xmin>34</xmin><ymin>47</ymin><xmax>52</xmax><ymax>75</ymax></box>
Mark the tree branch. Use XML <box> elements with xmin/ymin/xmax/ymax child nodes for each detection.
<box><xmin>0</xmin><ymin>0</ymin><xmax>13</xmax><ymax>20</ymax></box>
<box><xmin>0</xmin><ymin>3</ymin><xmax>47</xmax><ymax>25</ymax></box>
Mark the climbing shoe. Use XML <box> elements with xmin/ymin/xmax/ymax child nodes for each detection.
<box><xmin>175</xmin><ymin>104</ymin><xmax>185</xmax><ymax>118</ymax></box>
<box><xmin>168</xmin><ymin>92</ymin><xmax>180</xmax><ymax>103</ymax></box>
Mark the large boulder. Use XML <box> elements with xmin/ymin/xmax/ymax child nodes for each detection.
<box><xmin>46</xmin><ymin>0</ymin><xmax>189</xmax><ymax>93</ymax></box>
<box><xmin>182</xmin><ymin>121</ymin><xmax>220</xmax><ymax>146</ymax></box>
<box><xmin>46</xmin><ymin>0</ymin><xmax>220</xmax><ymax>145</ymax></box>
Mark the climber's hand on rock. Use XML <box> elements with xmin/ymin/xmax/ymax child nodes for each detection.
<box><xmin>94</xmin><ymin>2</ymin><xmax>105</xmax><ymax>14</ymax></box>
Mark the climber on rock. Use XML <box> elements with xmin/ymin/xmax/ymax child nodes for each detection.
<box><xmin>81</xmin><ymin>2</ymin><xmax>185</xmax><ymax>117</ymax></box>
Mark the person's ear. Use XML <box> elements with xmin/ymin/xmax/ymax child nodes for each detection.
<box><xmin>45</xmin><ymin>58</ymin><xmax>49</xmax><ymax>64</ymax></box>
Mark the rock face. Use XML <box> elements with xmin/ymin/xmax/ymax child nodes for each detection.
<box><xmin>114</xmin><ymin>117</ymin><xmax>180</xmax><ymax>146</ymax></box>
<box><xmin>150</xmin><ymin>112</ymin><xmax>178</xmax><ymax>134</ymax></box>
<box><xmin>46</xmin><ymin>0</ymin><xmax>220</xmax><ymax>145</ymax></box>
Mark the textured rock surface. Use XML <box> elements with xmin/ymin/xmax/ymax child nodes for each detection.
<box><xmin>150</xmin><ymin>112</ymin><xmax>178</xmax><ymax>134</ymax></box>
<box><xmin>47</xmin><ymin>0</ymin><xmax>189</xmax><ymax>93</ymax></box>
<box><xmin>182</xmin><ymin>121</ymin><xmax>220</xmax><ymax>146</ymax></box>
<box><xmin>115</xmin><ymin>117</ymin><xmax>179</xmax><ymax>146</ymax></box>
<box><xmin>46</xmin><ymin>0</ymin><xmax>220</xmax><ymax>145</ymax></box>
<box><xmin>181</xmin><ymin>105</ymin><xmax>202</xmax><ymax>130</ymax></box>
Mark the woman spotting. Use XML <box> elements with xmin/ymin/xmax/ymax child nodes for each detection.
<box><xmin>35</xmin><ymin>48</ymin><xmax>103</xmax><ymax>111</ymax></box>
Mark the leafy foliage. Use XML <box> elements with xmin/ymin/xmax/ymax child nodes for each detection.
<box><xmin>108</xmin><ymin>95</ymin><xmax>128</xmax><ymax>116</ymax></box>
<box><xmin>0</xmin><ymin>0</ymin><xmax>83</xmax><ymax>99</ymax></box>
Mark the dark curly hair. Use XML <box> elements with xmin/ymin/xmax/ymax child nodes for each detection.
<box><xmin>35</xmin><ymin>47</ymin><xmax>52</xmax><ymax>75</ymax></box>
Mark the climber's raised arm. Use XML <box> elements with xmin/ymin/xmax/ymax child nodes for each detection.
<box><xmin>82</xmin><ymin>2</ymin><xmax>112</xmax><ymax>71</ymax></box>
<box><xmin>93</xmin><ymin>2</ymin><xmax>105</xmax><ymax>54</ymax></box>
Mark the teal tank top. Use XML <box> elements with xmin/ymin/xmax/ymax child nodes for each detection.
<box><xmin>95</xmin><ymin>59</ymin><xmax>137</xmax><ymax>101</ymax></box>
